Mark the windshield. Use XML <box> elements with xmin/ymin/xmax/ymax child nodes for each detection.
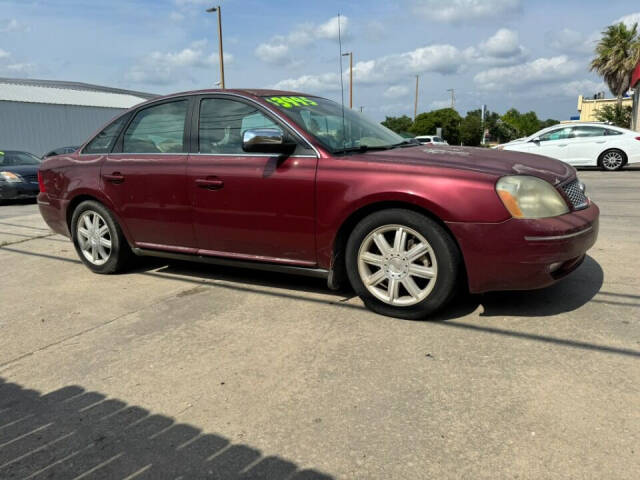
<box><xmin>0</xmin><ymin>150</ymin><xmax>42</xmax><ymax>166</ymax></box>
<box><xmin>263</xmin><ymin>95</ymin><xmax>404</xmax><ymax>153</ymax></box>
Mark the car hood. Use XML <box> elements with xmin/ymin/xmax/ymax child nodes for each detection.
<box><xmin>0</xmin><ymin>164</ymin><xmax>40</xmax><ymax>176</ymax></box>
<box><xmin>354</xmin><ymin>145</ymin><xmax>574</xmax><ymax>185</ymax></box>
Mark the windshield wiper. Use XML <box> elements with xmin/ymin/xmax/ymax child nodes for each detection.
<box><xmin>390</xmin><ymin>139</ymin><xmax>420</xmax><ymax>148</ymax></box>
<box><xmin>333</xmin><ymin>145</ymin><xmax>394</xmax><ymax>154</ymax></box>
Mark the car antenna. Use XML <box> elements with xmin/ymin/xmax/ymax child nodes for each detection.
<box><xmin>337</xmin><ymin>13</ymin><xmax>347</xmax><ymax>152</ymax></box>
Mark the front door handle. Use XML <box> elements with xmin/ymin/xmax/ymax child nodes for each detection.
<box><xmin>557</xmin><ymin>144</ymin><xmax>568</xmax><ymax>147</ymax></box>
<box><xmin>102</xmin><ymin>172</ymin><xmax>125</xmax><ymax>183</ymax></box>
<box><xmin>196</xmin><ymin>178</ymin><xmax>224</xmax><ymax>190</ymax></box>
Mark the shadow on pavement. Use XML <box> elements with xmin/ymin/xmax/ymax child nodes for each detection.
<box><xmin>0</xmin><ymin>377</ymin><xmax>332</xmax><ymax>479</ymax></box>
<box><xmin>5</xmin><ymin>246</ymin><xmax>637</xmax><ymax>358</ymax></box>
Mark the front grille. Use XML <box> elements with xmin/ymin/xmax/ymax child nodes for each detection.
<box><xmin>561</xmin><ymin>179</ymin><xmax>588</xmax><ymax>210</ymax></box>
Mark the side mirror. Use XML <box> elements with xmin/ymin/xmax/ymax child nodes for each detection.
<box><xmin>530</xmin><ymin>137</ymin><xmax>540</xmax><ymax>144</ymax></box>
<box><xmin>242</xmin><ymin>128</ymin><xmax>296</xmax><ymax>154</ymax></box>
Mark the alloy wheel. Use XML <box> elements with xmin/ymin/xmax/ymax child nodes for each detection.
<box><xmin>357</xmin><ymin>224</ymin><xmax>438</xmax><ymax>307</ymax></box>
<box><xmin>76</xmin><ymin>210</ymin><xmax>112</xmax><ymax>266</ymax></box>
<box><xmin>602</xmin><ymin>151</ymin><xmax>623</xmax><ymax>170</ymax></box>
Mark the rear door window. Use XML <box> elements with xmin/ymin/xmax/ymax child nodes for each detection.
<box><xmin>572</xmin><ymin>126</ymin><xmax>606</xmax><ymax>137</ymax></box>
<box><xmin>123</xmin><ymin>100</ymin><xmax>189</xmax><ymax>153</ymax></box>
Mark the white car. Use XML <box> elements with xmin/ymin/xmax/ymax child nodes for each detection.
<box><xmin>495</xmin><ymin>122</ymin><xmax>640</xmax><ymax>171</ymax></box>
<box><xmin>415</xmin><ymin>135</ymin><xmax>448</xmax><ymax>145</ymax></box>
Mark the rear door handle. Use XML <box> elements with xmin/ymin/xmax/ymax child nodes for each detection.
<box><xmin>102</xmin><ymin>172</ymin><xmax>125</xmax><ymax>183</ymax></box>
<box><xmin>196</xmin><ymin>178</ymin><xmax>224</xmax><ymax>190</ymax></box>
<box><xmin>557</xmin><ymin>144</ymin><xmax>568</xmax><ymax>147</ymax></box>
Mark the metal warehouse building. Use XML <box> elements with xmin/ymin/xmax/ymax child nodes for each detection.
<box><xmin>0</xmin><ymin>77</ymin><xmax>155</xmax><ymax>157</ymax></box>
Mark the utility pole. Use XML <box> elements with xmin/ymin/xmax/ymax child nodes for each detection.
<box><xmin>342</xmin><ymin>52</ymin><xmax>353</xmax><ymax>108</ymax></box>
<box><xmin>359</xmin><ymin>106</ymin><xmax>363</xmax><ymax>112</ymax></box>
<box><xmin>414</xmin><ymin>75</ymin><xmax>419</xmax><ymax>120</ymax></box>
<box><xmin>447</xmin><ymin>88</ymin><xmax>455</xmax><ymax>110</ymax></box>
<box><xmin>206</xmin><ymin>6</ymin><xmax>225</xmax><ymax>89</ymax></box>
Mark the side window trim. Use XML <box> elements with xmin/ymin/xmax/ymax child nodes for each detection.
<box><xmin>190</xmin><ymin>94</ymin><xmax>315</xmax><ymax>156</ymax></box>
<box><xmin>113</xmin><ymin>96</ymin><xmax>194</xmax><ymax>154</ymax></box>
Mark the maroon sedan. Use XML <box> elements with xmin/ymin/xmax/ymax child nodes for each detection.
<box><xmin>38</xmin><ymin>90</ymin><xmax>599</xmax><ymax>319</ymax></box>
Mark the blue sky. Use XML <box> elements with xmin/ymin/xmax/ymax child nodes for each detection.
<box><xmin>1</xmin><ymin>0</ymin><xmax>639</xmax><ymax>121</ymax></box>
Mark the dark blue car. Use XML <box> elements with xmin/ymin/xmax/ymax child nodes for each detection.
<box><xmin>0</xmin><ymin>150</ymin><xmax>41</xmax><ymax>201</ymax></box>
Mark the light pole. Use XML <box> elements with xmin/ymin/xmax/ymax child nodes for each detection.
<box><xmin>414</xmin><ymin>75</ymin><xmax>419</xmax><ymax>120</ymax></box>
<box><xmin>206</xmin><ymin>6</ymin><xmax>225</xmax><ymax>89</ymax></box>
<box><xmin>342</xmin><ymin>52</ymin><xmax>353</xmax><ymax>109</ymax></box>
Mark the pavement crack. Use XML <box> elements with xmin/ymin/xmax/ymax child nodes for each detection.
<box><xmin>0</xmin><ymin>232</ymin><xmax>56</xmax><ymax>248</ymax></box>
<box><xmin>0</xmin><ymin>308</ymin><xmax>143</xmax><ymax>369</ymax></box>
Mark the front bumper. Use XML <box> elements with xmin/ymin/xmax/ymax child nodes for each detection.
<box><xmin>447</xmin><ymin>202</ymin><xmax>600</xmax><ymax>293</ymax></box>
<box><xmin>0</xmin><ymin>182</ymin><xmax>39</xmax><ymax>200</ymax></box>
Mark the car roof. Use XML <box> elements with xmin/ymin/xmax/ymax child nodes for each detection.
<box><xmin>139</xmin><ymin>88</ymin><xmax>313</xmax><ymax>104</ymax></box>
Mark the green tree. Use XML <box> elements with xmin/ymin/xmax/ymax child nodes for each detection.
<box><xmin>381</xmin><ymin>115</ymin><xmax>413</xmax><ymax>135</ymax></box>
<box><xmin>460</xmin><ymin>111</ymin><xmax>483</xmax><ymax>146</ymax></box>
<box><xmin>501</xmin><ymin>108</ymin><xmax>543</xmax><ymax>138</ymax></box>
<box><xmin>590</xmin><ymin>22</ymin><xmax>640</xmax><ymax>106</ymax></box>
<box><xmin>410</xmin><ymin>108</ymin><xmax>462</xmax><ymax>145</ymax></box>
<box><xmin>595</xmin><ymin>103</ymin><xmax>633</xmax><ymax>127</ymax></box>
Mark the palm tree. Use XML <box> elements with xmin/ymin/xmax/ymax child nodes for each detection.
<box><xmin>590</xmin><ymin>22</ymin><xmax>640</xmax><ymax>107</ymax></box>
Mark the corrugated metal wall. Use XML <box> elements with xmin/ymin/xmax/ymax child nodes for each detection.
<box><xmin>0</xmin><ymin>101</ymin><xmax>125</xmax><ymax>156</ymax></box>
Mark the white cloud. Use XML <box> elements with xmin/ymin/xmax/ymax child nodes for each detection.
<box><xmin>384</xmin><ymin>85</ymin><xmax>410</xmax><ymax>98</ymax></box>
<box><xmin>616</xmin><ymin>12</ymin><xmax>640</xmax><ymax>28</ymax></box>
<box><xmin>364</xmin><ymin>20</ymin><xmax>386</xmax><ymax>41</ymax></box>
<box><xmin>315</xmin><ymin>16</ymin><xmax>348</xmax><ymax>40</ymax></box>
<box><xmin>464</xmin><ymin>28</ymin><xmax>527</xmax><ymax>65</ymax></box>
<box><xmin>474</xmin><ymin>55</ymin><xmax>581</xmax><ymax>90</ymax></box>
<box><xmin>1</xmin><ymin>18</ymin><xmax>29</xmax><ymax>33</ymax></box>
<box><xmin>559</xmin><ymin>79</ymin><xmax>606</xmax><ymax>97</ymax></box>
<box><xmin>273</xmin><ymin>73</ymin><xmax>341</xmax><ymax>93</ymax></box>
<box><xmin>353</xmin><ymin>44</ymin><xmax>464</xmax><ymax>84</ymax></box>
<box><xmin>0</xmin><ymin>48</ymin><xmax>36</xmax><ymax>76</ymax></box>
<box><xmin>545</xmin><ymin>28</ymin><xmax>599</xmax><ymax>54</ymax></box>
<box><xmin>255</xmin><ymin>41</ymin><xmax>290</xmax><ymax>65</ymax></box>
<box><xmin>479</xmin><ymin>28</ymin><xmax>524</xmax><ymax>58</ymax></box>
<box><xmin>273</xmin><ymin>42</ymin><xmax>467</xmax><ymax>94</ymax></box>
<box><xmin>127</xmin><ymin>40</ymin><xmax>232</xmax><ymax>85</ymax></box>
<box><xmin>255</xmin><ymin>16</ymin><xmax>348</xmax><ymax>65</ymax></box>
<box><xmin>412</xmin><ymin>0</ymin><xmax>521</xmax><ymax>23</ymax></box>
<box><xmin>169</xmin><ymin>11</ymin><xmax>185</xmax><ymax>22</ymax></box>
<box><xmin>430</xmin><ymin>99</ymin><xmax>452</xmax><ymax>109</ymax></box>
<box><xmin>174</xmin><ymin>0</ymin><xmax>212</xmax><ymax>5</ymax></box>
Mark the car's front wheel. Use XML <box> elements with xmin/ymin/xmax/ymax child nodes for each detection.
<box><xmin>71</xmin><ymin>200</ymin><xmax>133</xmax><ymax>274</ymax></box>
<box><xmin>345</xmin><ymin>209</ymin><xmax>461</xmax><ymax>320</ymax></box>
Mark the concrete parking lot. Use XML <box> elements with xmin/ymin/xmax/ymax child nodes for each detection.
<box><xmin>1</xmin><ymin>169</ymin><xmax>639</xmax><ymax>479</ymax></box>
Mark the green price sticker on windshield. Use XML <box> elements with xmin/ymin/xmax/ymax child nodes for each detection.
<box><xmin>267</xmin><ymin>96</ymin><xmax>318</xmax><ymax>108</ymax></box>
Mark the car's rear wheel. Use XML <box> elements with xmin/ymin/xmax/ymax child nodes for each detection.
<box><xmin>599</xmin><ymin>149</ymin><xmax>626</xmax><ymax>171</ymax></box>
<box><xmin>346</xmin><ymin>209</ymin><xmax>461</xmax><ymax>320</ymax></box>
<box><xmin>71</xmin><ymin>200</ymin><xmax>132</xmax><ymax>274</ymax></box>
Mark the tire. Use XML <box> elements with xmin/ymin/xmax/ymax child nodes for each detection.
<box><xmin>599</xmin><ymin>149</ymin><xmax>626</xmax><ymax>171</ymax></box>
<box><xmin>345</xmin><ymin>209</ymin><xmax>461</xmax><ymax>320</ymax></box>
<box><xmin>70</xmin><ymin>200</ymin><xmax>133</xmax><ymax>274</ymax></box>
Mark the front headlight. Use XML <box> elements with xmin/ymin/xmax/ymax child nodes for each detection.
<box><xmin>0</xmin><ymin>171</ymin><xmax>24</xmax><ymax>183</ymax></box>
<box><xmin>496</xmin><ymin>175</ymin><xmax>569</xmax><ymax>219</ymax></box>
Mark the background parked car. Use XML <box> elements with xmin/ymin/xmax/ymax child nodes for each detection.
<box><xmin>415</xmin><ymin>135</ymin><xmax>448</xmax><ymax>145</ymax></box>
<box><xmin>0</xmin><ymin>150</ymin><xmax>41</xmax><ymax>201</ymax></box>
<box><xmin>495</xmin><ymin>122</ymin><xmax>640</xmax><ymax>171</ymax></box>
<box><xmin>43</xmin><ymin>146</ymin><xmax>80</xmax><ymax>158</ymax></box>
